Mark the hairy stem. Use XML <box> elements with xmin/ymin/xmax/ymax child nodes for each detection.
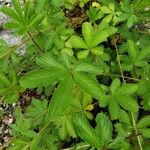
<box><xmin>131</xmin><ymin>113</ymin><xmax>143</xmax><ymax>150</ymax></box>
<box><xmin>113</xmin><ymin>37</ymin><xmax>125</xmax><ymax>82</ymax></box>
<box><xmin>114</xmin><ymin>37</ymin><xmax>143</xmax><ymax>150</ymax></box>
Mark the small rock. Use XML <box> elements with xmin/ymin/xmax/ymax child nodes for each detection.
<box><xmin>7</xmin><ymin>118</ymin><xmax>13</xmax><ymax>125</ymax></box>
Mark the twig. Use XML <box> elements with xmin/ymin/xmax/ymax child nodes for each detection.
<box><xmin>101</xmin><ymin>73</ymin><xmax>140</xmax><ymax>82</ymax></box>
<box><xmin>113</xmin><ymin>37</ymin><xmax>143</xmax><ymax>150</ymax></box>
<box><xmin>113</xmin><ymin>37</ymin><xmax>125</xmax><ymax>82</ymax></box>
<box><xmin>27</xmin><ymin>31</ymin><xmax>44</xmax><ymax>53</ymax></box>
<box><xmin>126</xmin><ymin>133</ymin><xmax>142</xmax><ymax>139</ymax></box>
<box><xmin>131</xmin><ymin>113</ymin><xmax>143</xmax><ymax>150</ymax></box>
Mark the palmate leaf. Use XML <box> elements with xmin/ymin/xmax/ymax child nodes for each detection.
<box><xmin>73</xmin><ymin>72</ymin><xmax>104</xmax><ymax>101</ymax></box>
<box><xmin>1</xmin><ymin>0</ymin><xmax>43</xmax><ymax>34</ymax></box>
<box><xmin>72</xmin><ymin>114</ymin><xmax>102</xmax><ymax>148</ymax></box>
<box><xmin>27</xmin><ymin>99</ymin><xmax>48</xmax><ymax>117</ymax></box>
<box><xmin>12</xmin><ymin>108</ymin><xmax>37</xmax><ymax>138</ymax></box>
<box><xmin>19</xmin><ymin>69</ymin><xmax>60</xmax><ymax>89</ymax></box>
<box><xmin>26</xmin><ymin>99</ymin><xmax>48</xmax><ymax>126</ymax></box>
<box><xmin>95</xmin><ymin>113</ymin><xmax>113</xmax><ymax>145</ymax></box>
<box><xmin>48</xmin><ymin>74</ymin><xmax>73</xmax><ymax>120</ymax></box>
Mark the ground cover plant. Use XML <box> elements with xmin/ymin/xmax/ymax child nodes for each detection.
<box><xmin>0</xmin><ymin>0</ymin><xmax>150</xmax><ymax>149</ymax></box>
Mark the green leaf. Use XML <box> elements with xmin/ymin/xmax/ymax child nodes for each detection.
<box><xmin>108</xmin><ymin>132</ymin><xmax>126</xmax><ymax>149</ymax></box>
<box><xmin>58</xmin><ymin>115</ymin><xmax>77</xmax><ymax>139</ymax></box>
<box><xmin>92</xmin><ymin>27</ymin><xmax>117</xmax><ymax>47</ymax></box>
<box><xmin>3</xmin><ymin>21</ymin><xmax>22</xmax><ymax>30</ymax></box>
<box><xmin>0</xmin><ymin>73</ymin><xmax>11</xmax><ymax>87</ymax></box>
<box><xmin>90</xmin><ymin>46</ymin><xmax>103</xmax><ymax>56</ymax></box>
<box><xmin>28</xmin><ymin>13</ymin><xmax>43</xmax><ymax>28</ymax></box>
<box><xmin>12</xmin><ymin>0</ymin><xmax>23</xmax><ymax>18</ymax></box>
<box><xmin>136</xmin><ymin>46</ymin><xmax>150</xmax><ymax>61</ymax></box>
<box><xmin>137</xmin><ymin>116</ymin><xmax>150</xmax><ymax>129</ymax></box>
<box><xmin>74</xmin><ymin>61</ymin><xmax>103</xmax><ymax>75</ymax></box>
<box><xmin>30</xmin><ymin>135</ymin><xmax>41</xmax><ymax>150</ymax></box>
<box><xmin>48</xmin><ymin>74</ymin><xmax>73</xmax><ymax>120</ymax></box>
<box><xmin>36</xmin><ymin>53</ymin><xmax>66</xmax><ymax>70</ymax></box>
<box><xmin>139</xmin><ymin>128</ymin><xmax>150</xmax><ymax>138</ymax></box>
<box><xmin>69</xmin><ymin>35</ymin><xmax>88</xmax><ymax>49</ymax></box>
<box><xmin>82</xmin><ymin>22</ymin><xmax>93</xmax><ymax>46</ymax></box>
<box><xmin>3</xmin><ymin>92</ymin><xmax>19</xmax><ymax>104</ymax></box>
<box><xmin>109</xmin><ymin>98</ymin><xmax>120</xmax><ymax>120</ymax></box>
<box><xmin>12</xmin><ymin>108</ymin><xmax>37</xmax><ymax>138</ymax></box>
<box><xmin>127</xmin><ymin>40</ymin><xmax>137</xmax><ymax>61</ymax></box>
<box><xmin>101</xmin><ymin>6</ymin><xmax>111</xmax><ymax>14</ymax></box>
<box><xmin>77</xmin><ymin>50</ymin><xmax>89</xmax><ymax>59</ymax></box>
<box><xmin>1</xmin><ymin>6</ymin><xmax>20</xmax><ymax>22</ymax></box>
<box><xmin>72</xmin><ymin>114</ymin><xmax>102</xmax><ymax>148</ymax></box>
<box><xmin>110</xmin><ymin>79</ymin><xmax>121</xmax><ymax>94</ymax></box>
<box><xmin>27</xmin><ymin>99</ymin><xmax>48</xmax><ymax>117</ymax></box>
<box><xmin>116</xmin><ymin>84</ymin><xmax>138</xmax><ymax>95</ymax></box>
<box><xmin>119</xmin><ymin>110</ymin><xmax>131</xmax><ymax>124</ymax></box>
<box><xmin>24</xmin><ymin>0</ymin><xmax>31</xmax><ymax>22</ymax></box>
<box><xmin>117</xmin><ymin>96</ymin><xmax>138</xmax><ymax>112</ymax></box>
<box><xmin>7</xmin><ymin>138</ymin><xmax>29</xmax><ymax>150</ymax></box>
<box><xmin>20</xmin><ymin>69</ymin><xmax>60</xmax><ymax>89</ymax></box>
<box><xmin>95</xmin><ymin>113</ymin><xmax>113</xmax><ymax>145</ymax></box>
<box><xmin>73</xmin><ymin>72</ymin><xmax>104</xmax><ymax>101</ymax></box>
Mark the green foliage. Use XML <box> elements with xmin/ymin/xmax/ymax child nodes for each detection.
<box><xmin>1</xmin><ymin>0</ymin><xmax>43</xmax><ymax>34</ymax></box>
<box><xmin>100</xmin><ymin>79</ymin><xmax>138</xmax><ymax>120</ymax></box>
<box><xmin>69</xmin><ymin>22</ymin><xmax>116</xmax><ymax>59</ymax></box>
<box><xmin>121</xmin><ymin>40</ymin><xmax>150</xmax><ymax>71</ymax></box>
<box><xmin>0</xmin><ymin>0</ymin><xmax>150</xmax><ymax>149</ymax></box>
<box><xmin>73</xmin><ymin>113</ymin><xmax>126</xmax><ymax>149</ymax></box>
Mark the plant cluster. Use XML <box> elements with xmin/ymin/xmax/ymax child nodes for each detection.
<box><xmin>0</xmin><ymin>0</ymin><xmax>150</xmax><ymax>149</ymax></box>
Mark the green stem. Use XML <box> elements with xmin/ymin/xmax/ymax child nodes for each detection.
<box><xmin>113</xmin><ymin>38</ymin><xmax>125</xmax><ymax>83</ymax></box>
<box><xmin>101</xmin><ymin>73</ymin><xmax>140</xmax><ymax>82</ymax></box>
<box><xmin>114</xmin><ymin>37</ymin><xmax>143</xmax><ymax>150</ymax></box>
<box><xmin>131</xmin><ymin>113</ymin><xmax>143</xmax><ymax>150</ymax></box>
<box><xmin>27</xmin><ymin>31</ymin><xmax>44</xmax><ymax>53</ymax></box>
<box><xmin>61</xmin><ymin>144</ymin><xmax>90</xmax><ymax>150</ymax></box>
